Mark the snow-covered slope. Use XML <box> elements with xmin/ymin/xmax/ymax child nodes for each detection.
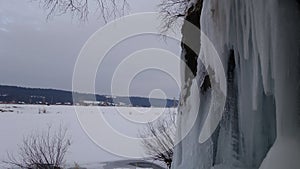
<box><xmin>172</xmin><ymin>0</ymin><xmax>300</xmax><ymax>168</ymax></box>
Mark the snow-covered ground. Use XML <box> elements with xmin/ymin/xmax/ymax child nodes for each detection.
<box><xmin>0</xmin><ymin>104</ymin><xmax>175</xmax><ymax>168</ymax></box>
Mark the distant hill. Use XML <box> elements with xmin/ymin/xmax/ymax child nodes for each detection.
<box><xmin>0</xmin><ymin>85</ymin><xmax>178</xmax><ymax>107</ymax></box>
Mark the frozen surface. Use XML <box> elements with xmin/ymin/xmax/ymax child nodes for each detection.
<box><xmin>0</xmin><ymin>104</ymin><xmax>175</xmax><ymax>168</ymax></box>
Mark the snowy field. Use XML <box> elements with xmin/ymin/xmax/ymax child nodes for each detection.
<box><xmin>0</xmin><ymin>104</ymin><xmax>175</xmax><ymax>168</ymax></box>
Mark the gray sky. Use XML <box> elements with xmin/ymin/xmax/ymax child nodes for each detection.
<box><xmin>0</xmin><ymin>0</ymin><xmax>181</xmax><ymax>99</ymax></box>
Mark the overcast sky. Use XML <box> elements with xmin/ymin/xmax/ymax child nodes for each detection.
<box><xmin>0</xmin><ymin>0</ymin><xmax>181</xmax><ymax>99</ymax></box>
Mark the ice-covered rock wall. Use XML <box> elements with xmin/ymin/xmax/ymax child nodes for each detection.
<box><xmin>172</xmin><ymin>0</ymin><xmax>300</xmax><ymax>169</ymax></box>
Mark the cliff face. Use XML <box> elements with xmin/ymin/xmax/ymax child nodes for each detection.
<box><xmin>172</xmin><ymin>0</ymin><xmax>300</xmax><ymax>168</ymax></box>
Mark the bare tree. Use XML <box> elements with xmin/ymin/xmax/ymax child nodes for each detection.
<box><xmin>158</xmin><ymin>0</ymin><xmax>203</xmax><ymax>32</ymax></box>
<box><xmin>3</xmin><ymin>126</ymin><xmax>71</xmax><ymax>169</ymax></box>
<box><xmin>33</xmin><ymin>0</ymin><xmax>200</xmax><ymax>33</ymax></box>
<box><xmin>139</xmin><ymin>109</ymin><xmax>177</xmax><ymax>169</ymax></box>
<box><xmin>33</xmin><ymin>0</ymin><xmax>129</xmax><ymax>22</ymax></box>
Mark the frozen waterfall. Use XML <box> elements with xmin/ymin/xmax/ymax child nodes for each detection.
<box><xmin>172</xmin><ymin>0</ymin><xmax>300</xmax><ymax>169</ymax></box>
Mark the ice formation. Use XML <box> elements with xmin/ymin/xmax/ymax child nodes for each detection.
<box><xmin>172</xmin><ymin>0</ymin><xmax>300</xmax><ymax>168</ymax></box>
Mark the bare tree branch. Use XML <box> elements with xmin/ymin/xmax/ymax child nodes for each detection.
<box><xmin>139</xmin><ymin>109</ymin><xmax>177</xmax><ymax>169</ymax></box>
<box><xmin>32</xmin><ymin>0</ymin><xmax>129</xmax><ymax>22</ymax></box>
<box><xmin>3</xmin><ymin>126</ymin><xmax>71</xmax><ymax>169</ymax></box>
<box><xmin>158</xmin><ymin>0</ymin><xmax>203</xmax><ymax>32</ymax></box>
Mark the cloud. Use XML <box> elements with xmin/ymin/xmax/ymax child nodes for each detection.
<box><xmin>0</xmin><ymin>16</ymin><xmax>14</xmax><ymax>25</ymax></box>
<box><xmin>0</xmin><ymin>27</ymin><xmax>9</xmax><ymax>32</ymax></box>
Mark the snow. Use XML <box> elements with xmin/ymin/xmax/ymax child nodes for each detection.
<box><xmin>0</xmin><ymin>104</ymin><xmax>176</xmax><ymax>168</ymax></box>
<box><xmin>172</xmin><ymin>0</ymin><xmax>300</xmax><ymax>169</ymax></box>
